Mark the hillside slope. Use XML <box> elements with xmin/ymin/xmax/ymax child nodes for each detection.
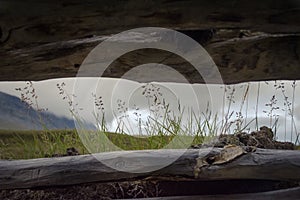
<box><xmin>0</xmin><ymin>91</ymin><xmax>75</xmax><ymax>130</ymax></box>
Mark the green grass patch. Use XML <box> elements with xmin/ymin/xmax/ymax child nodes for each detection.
<box><xmin>0</xmin><ymin>129</ymin><xmax>85</xmax><ymax>159</ymax></box>
<box><xmin>0</xmin><ymin>129</ymin><xmax>205</xmax><ymax>160</ymax></box>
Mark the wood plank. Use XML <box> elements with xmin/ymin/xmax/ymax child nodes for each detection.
<box><xmin>2</xmin><ymin>1</ymin><xmax>300</xmax><ymax>83</ymax></box>
<box><xmin>0</xmin><ymin>148</ymin><xmax>300</xmax><ymax>190</ymax></box>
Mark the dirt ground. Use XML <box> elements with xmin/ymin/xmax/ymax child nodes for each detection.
<box><xmin>1</xmin><ymin>180</ymin><xmax>160</xmax><ymax>200</ymax></box>
<box><xmin>1</xmin><ymin>179</ymin><xmax>299</xmax><ymax>200</ymax></box>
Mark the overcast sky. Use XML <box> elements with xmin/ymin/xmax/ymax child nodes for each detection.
<box><xmin>0</xmin><ymin>78</ymin><xmax>299</xmax><ymax>143</ymax></box>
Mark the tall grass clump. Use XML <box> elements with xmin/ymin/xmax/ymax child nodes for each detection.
<box><xmin>2</xmin><ymin>79</ymin><xmax>299</xmax><ymax>159</ymax></box>
<box><xmin>15</xmin><ymin>81</ymin><xmax>49</xmax><ymax>129</ymax></box>
<box><xmin>3</xmin><ymin>81</ymin><xmax>87</xmax><ymax>159</ymax></box>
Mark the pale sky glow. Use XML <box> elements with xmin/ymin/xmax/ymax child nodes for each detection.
<box><xmin>0</xmin><ymin>78</ymin><xmax>299</xmax><ymax>143</ymax></box>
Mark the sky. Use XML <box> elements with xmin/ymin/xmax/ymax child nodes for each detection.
<box><xmin>0</xmin><ymin>77</ymin><xmax>299</xmax><ymax>143</ymax></box>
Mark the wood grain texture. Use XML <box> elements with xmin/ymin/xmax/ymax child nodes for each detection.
<box><xmin>0</xmin><ymin>148</ymin><xmax>300</xmax><ymax>190</ymax></box>
<box><xmin>1</xmin><ymin>0</ymin><xmax>300</xmax><ymax>83</ymax></box>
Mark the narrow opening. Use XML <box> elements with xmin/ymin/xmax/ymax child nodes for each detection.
<box><xmin>157</xmin><ymin>179</ymin><xmax>299</xmax><ymax>197</ymax></box>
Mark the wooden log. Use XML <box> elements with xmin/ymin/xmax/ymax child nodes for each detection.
<box><xmin>1</xmin><ymin>1</ymin><xmax>300</xmax><ymax>83</ymax></box>
<box><xmin>0</xmin><ymin>148</ymin><xmax>300</xmax><ymax>190</ymax></box>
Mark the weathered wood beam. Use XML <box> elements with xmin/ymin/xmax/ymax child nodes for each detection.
<box><xmin>1</xmin><ymin>0</ymin><xmax>300</xmax><ymax>83</ymax></box>
<box><xmin>0</xmin><ymin>148</ymin><xmax>300</xmax><ymax>190</ymax></box>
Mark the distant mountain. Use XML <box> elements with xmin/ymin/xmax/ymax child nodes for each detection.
<box><xmin>0</xmin><ymin>91</ymin><xmax>75</xmax><ymax>130</ymax></box>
